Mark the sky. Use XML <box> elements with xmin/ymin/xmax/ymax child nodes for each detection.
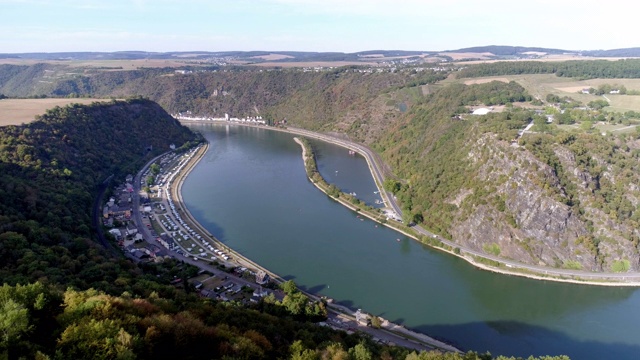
<box><xmin>2</xmin><ymin>0</ymin><xmax>639</xmax><ymax>53</ymax></box>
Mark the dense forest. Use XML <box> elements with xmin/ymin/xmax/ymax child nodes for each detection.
<box><xmin>456</xmin><ymin>59</ymin><xmax>640</xmax><ymax>79</ymax></box>
<box><xmin>0</xmin><ymin>99</ymin><xmax>197</xmax><ymax>289</ymax></box>
<box><xmin>0</xmin><ymin>99</ymin><xmax>573</xmax><ymax>359</ymax></box>
<box><xmin>4</xmin><ymin>59</ymin><xmax>640</xmax><ymax>356</ymax></box>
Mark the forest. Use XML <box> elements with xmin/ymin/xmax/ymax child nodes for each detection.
<box><xmin>0</xmin><ymin>99</ymin><xmax>575</xmax><ymax>359</ymax></box>
<box><xmin>456</xmin><ymin>59</ymin><xmax>640</xmax><ymax>79</ymax></box>
<box><xmin>8</xmin><ymin>58</ymin><xmax>640</xmax><ymax>356</ymax></box>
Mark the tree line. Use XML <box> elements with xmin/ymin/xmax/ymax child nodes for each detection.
<box><xmin>456</xmin><ymin>59</ymin><xmax>640</xmax><ymax>79</ymax></box>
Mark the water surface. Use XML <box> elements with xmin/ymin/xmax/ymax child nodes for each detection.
<box><xmin>182</xmin><ymin>124</ymin><xmax>640</xmax><ymax>359</ymax></box>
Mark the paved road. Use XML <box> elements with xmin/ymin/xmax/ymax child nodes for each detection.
<box><xmin>130</xmin><ymin>138</ymin><xmax>456</xmax><ymax>352</ymax></box>
<box><xmin>283</xmin><ymin>127</ymin><xmax>640</xmax><ymax>283</ymax></box>
<box><xmin>131</xmin><ymin>152</ymin><xmax>274</xmax><ymax>290</ymax></box>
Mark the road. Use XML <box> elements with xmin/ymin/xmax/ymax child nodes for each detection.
<box><xmin>282</xmin><ymin>126</ymin><xmax>640</xmax><ymax>284</ymax></box>
<box><xmin>131</xmin><ymin>151</ymin><xmax>277</xmax><ymax>289</ymax></box>
<box><xmin>286</xmin><ymin>127</ymin><xmax>402</xmax><ymax>217</ymax></box>
<box><xmin>129</xmin><ymin>136</ymin><xmax>459</xmax><ymax>353</ymax></box>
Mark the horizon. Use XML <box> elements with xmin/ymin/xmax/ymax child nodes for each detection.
<box><xmin>2</xmin><ymin>0</ymin><xmax>639</xmax><ymax>53</ymax></box>
<box><xmin>0</xmin><ymin>45</ymin><xmax>634</xmax><ymax>55</ymax></box>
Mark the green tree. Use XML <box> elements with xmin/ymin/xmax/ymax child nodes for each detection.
<box><xmin>383</xmin><ymin>179</ymin><xmax>401</xmax><ymax>194</ymax></box>
<box><xmin>290</xmin><ymin>340</ymin><xmax>318</xmax><ymax>360</ymax></box>
<box><xmin>0</xmin><ymin>299</ymin><xmax>31</xmax><ymax>356</ymax></box>
<box><xmin>150</xmin><ymin>163</ymin><xmax>161</xmax><ymax>175</ymax></box>
<box><xmin>348</xmin><ymin>342</ymin><xmax>372</xmax><ymax>360</ymax></box>
<box><xmin>581</xmin><ymin>121</ymin><xmax>593</xmax><ymax>131</ymax></box>
<box><xmin>281</xmin><ymin>280</ymin><xmax>298</xmax><ymax>295</ymax></box>
<box><xmin>533</xmin><ymin>115</ymin><xmax>550</xmax><ymax>133</ymax></box>
<box><xmin>370</xmin><ymin>316</ymin><xmax>382</xmax><ymax>329</ymax></box>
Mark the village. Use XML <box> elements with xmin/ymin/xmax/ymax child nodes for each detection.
<box><xmin>101</xmin><ymin>146</ymin><xmax>277</xmax><ymax>305</ymax></box>
<box><xmin>99</xmin><ymin>138</ymin><xmax>458</xmax><ymax>353</ymax></box>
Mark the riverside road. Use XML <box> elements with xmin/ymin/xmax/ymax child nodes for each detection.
<box><xmin>282</xmin><ymin>126</ymin><xmax>640</xmax><ymax>284</ymax></box>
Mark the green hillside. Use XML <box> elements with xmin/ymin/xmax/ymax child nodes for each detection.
<box><xmin>2</xmin><ymin>62</ymin><xmax>640</xmax><ymax>272</ymax></box>
<box><xmin>0</xmin><ymin>97</ymin><xmax>574</xmax><ymax>360</ymax></box>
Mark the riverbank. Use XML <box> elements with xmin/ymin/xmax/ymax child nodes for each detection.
<box><xmin>170</xmin><ymin>130</ymin><xmax>460</xmax><ymax>352</ymax></box>
<box><xmin>291</xmin><ymin>133</ymin><xmax>640</xmax><ymax>287</ymax></box>
<box><xmin>179</xmin><ymin>120</ymin><xmax>640</xmax><ymax>286</ymax></box>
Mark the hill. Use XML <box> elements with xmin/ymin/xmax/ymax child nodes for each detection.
<box><xmin>2</xmin><ymin>60</ymin><xmax>640</xmax><ymax>273</ymax></box>
<box><xmin>0</xmin><ymin>99</ymin><xmax>402</xmax><ymax>359</ymax></box>
<box><xmin>450</xmin><ymin>45</ymin><xmax>569</xmax><ymax>56</ymax></box>
<box><xmin>0</xmin><ymin>95</ymin><xmax>575</xmax><ymax>360</ymax></box>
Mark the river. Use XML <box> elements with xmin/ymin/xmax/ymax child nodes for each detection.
<box><xmin>181</xmin><ymin>123</ymin><xmax>640</xmax><ymax>360</ymax></box>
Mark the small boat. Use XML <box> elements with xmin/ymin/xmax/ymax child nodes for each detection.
<box><xmin>396</xmin><ymin>238</ymin><xmax>401</xmax><ymax>242</ymax></box>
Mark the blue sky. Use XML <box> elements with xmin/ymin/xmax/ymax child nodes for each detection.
<box><xmin>1</xmin><ymin>0</ymin><xmax>639</xmax><ymax>53</ymax></box>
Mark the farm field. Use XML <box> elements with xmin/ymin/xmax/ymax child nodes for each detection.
<box><xmin>0</xmin><ymin>58</ymin><xmax>194</xmax><ymax>70</ymax></box>
<box><xmin>556</xmin><ymin>122</ymin><xmax>639</xmax><ymax>134</ymax></box>
<box><xmin>0</xmin><ymin>98</ymin><xmax>111</xmax><ymax>126</ymax></box>
<box><xmin>448</xmin><ymin>74</ymin><xmax>640</xmax><ymax>113</ymax></box>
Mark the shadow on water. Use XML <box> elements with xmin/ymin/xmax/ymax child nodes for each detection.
<box><xmin>298</xmin><ymin>284</ymin><xmax>328</xmax><ymax>294</ymax></box>
<box><xmin>415</xmin><ymin>321</ymin><xmax>640</xmax><ymax>360</ymax></box>
<box><xmin>184</xmin><ymin>205</ymin><xmax>226</xmax><ymax>241</ymax></box>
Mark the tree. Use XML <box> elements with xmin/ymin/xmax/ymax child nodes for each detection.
<box><xmin>349</xmin><ymin>342</ymin><xmax>372</xmax><ymax>360</ymax></box>
<box><xmin>280</xmin><ymin>280</ymin><xmax>298</xmax><ymax>295</ymax></box>
<box><xmin>383</xmin><ymin>179</ymin><xmax>401</xmax><ymax>194</ymax></box>
<box><xmin>0</xmin><ymin>299</ymin><xmax>31</xmax><ymax>357</ymax></box>
<box><xmin>370</xmin><ymin>316</ymin><xmax>382</xmax><ymax>329</ymax></box>
<box><xmin>581</xmin><ymin>121</ymin><xmax>593</xmax><ymax>131</ymax></box>
<box><xmin>150</xmin><ymin>163</ymin><xmax>161</xmax><ymax>176</ymax></box>
<box><xmin>545</xmin><ymin>94</ymin><xmax>561</xmax><ymax>103</ymax></box>
<box><xmin>290</xmin><ymin>340</ymin><xmax>318</xmax><ymax>360</ymax></box>
<box><xmin>533</xmin><ymin>114</ymin><xmax>550</xmax><ymax>133</ymax></box>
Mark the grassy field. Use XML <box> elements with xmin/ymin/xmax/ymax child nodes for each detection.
<box><xmin>0</xmin><ymin>58</ymin><xmax>193</xmax><ymax>71</ymax></box>
<box><xmin>556</xmin><ymin>123</ymin><xmax>639</xmax><ymax>134</ymax></box>
<box><xmin>446</xmin><ymin>74</ymin><xmax>640</xmax><ymax>113</ymax></box>
<box><xmin>0</xmin><ymin>98</ymin><xmax>111</xmax><ymax>126</ymax></box>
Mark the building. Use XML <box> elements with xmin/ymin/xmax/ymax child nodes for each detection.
<box><xmin>472</xmin><ymin>108</ymin><xmax>491</xmax><ymax>115</ymax></box>
<box><xmin>126</xmin><ymin>223</ymin><xmax>138</xmax><ymax>236</ymax></box>
<box><xmin>355</xmin><ymin>309</ymin><xmax>371</xmax><ymax>326</ymax></box>
<box><xmin>108</xmin><ymin>228</ymin><xmax>122</xmax><ymax>240</ymax></box>
<box><xmin>255</xmin><ymin>270</ymin><xmax>270</xmax><ymax>285</ymax></box>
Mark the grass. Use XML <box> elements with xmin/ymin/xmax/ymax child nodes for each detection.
<box><xmin>605</xmin><ymin>95</ymin><xmax>640</xmax><ymax>112</ymax></box>
<box><xmin>556</xmin><ymin>122</ymin><xmax>639</xmax><ymax>134</ymax></box>
<box><xmin>444</xmin><ymin>73</ymin><xmax>640</xmax><ymax>113</ymax></box>
<box><xmin>0</xmin><ymin>98</ymin><xmax>111</xmax><ymax>126</ymax></box>
<box><xmin>611</xmin><ymin>259</ymin><xmax>630</xmax><ymax>272</ymax></box>
<box><xmin>482</xmin><ymin>243</ymin><xmax>501</xmax><ymax>256</ymax></box>
<box><xmin>563</xmin><ymin>260</ymin><xmax>583</xmax><ymax>270</ymax></box>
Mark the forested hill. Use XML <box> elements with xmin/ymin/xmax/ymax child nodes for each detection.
<box><xmin>456</xmin><ymin>59</ymin><xmax>640</xmax><ymax>79</ymax></box>
<box><xmin>0</xmin><ymin>99</ymin><xmax>571</xmax><ymax>360</ymax></box>
<box><xmin>0</xmin><ymin>64</ymin><xmax>446</xmax><ymax>132</ymax></box>
<box><xmin>376</xmin><ymin>80</ymin><xmax>640</xmax><ymax>272</ymax></box>
<box><xmin>0</xmin><ymin>99</ymin><xmax>197</xmax><ymax>288</ymax></box>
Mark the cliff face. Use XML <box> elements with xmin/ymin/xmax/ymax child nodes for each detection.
<box><xmin>3</xmin><ymin>64</ymin><xmax>639</xmax><ymax>272</ymax></box>
<box><xmin>451</xmin><ymin>134</ymin><xmax>595</xmax><ymax>269</ymax></box>
<box><xmin>448</xmin><ymin>132</ymin><xmax>640</xmax><ymax>271</ymax></box>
